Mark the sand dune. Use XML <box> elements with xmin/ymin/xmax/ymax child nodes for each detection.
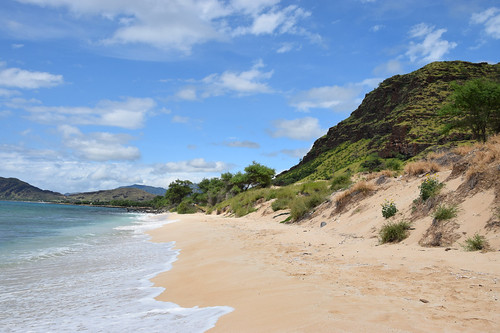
<box><xmin>149</xmin><ymin>152</ymin><xmax>500</xmax><ymax>332</ymax></box>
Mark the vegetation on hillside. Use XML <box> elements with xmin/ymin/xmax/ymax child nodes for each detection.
<box><xmin>276</xmin><ymin>61</ymin><xmax>500</xmax><ymax>186</ymax></box>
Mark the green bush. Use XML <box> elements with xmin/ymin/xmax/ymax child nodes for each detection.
<box><xmin>379</xmin><ymin>220</ymin><xmax>411</xmax><ymax>244</ymax></box>
<box><xmin>433</xmin><ymin>204</ymin><xmax>458</xmax><ymax>220</ymax></box>
<box><xmin>385</xmin><ymin>159</ymin><xmax>403</xmax><ymax>171</ymax></box>
<box><xmin>419</xmin><ymin>176</ymin><xmax>443</xmax><ymax>201</ymax></box>
<box><xmin>176</xmin><ymin>201</ymin><xmax>197</xmax><ymax>214</ymax></box>
<box><xmin>271</xmin><ymin>198</ymin><xmax>289</xmax><ymax>212</ymax></box>
<box><xmin>289</xmin><ymin>198</ymin><xmax>309</xmax><ymax>221</ymax></box>
<box><xmin>331</xmin><ymin>174</ymin><xmax>352</xmax><ymax>191</ymax></box>
<box><xmin>381</xmin><ymin>200</ymin><xmax>398</xmax><ymax>218</ymax></box>
<box><xmin>462</xmin><ymin>234</ymin><xmax>488</xmax><ymax>251</ymax></box>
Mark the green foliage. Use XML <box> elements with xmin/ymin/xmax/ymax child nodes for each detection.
<box><xmin>462</xmin><ymin>234</ymin><xmax>488</xmax><ymax>251</ymax></box>
<box><xmin>419</xmin><ymin>176</ymin><xmax>443</xmax><ymax>201</ymax></box>
<box><xmin>381</xmin><ymin>200</ymin><xmax>398</xmax><ymax>218</ymax></box>
<box><xmin>289</xmin><ymin>197</ymin><xmax>309</xmax><ymax>221</ymax></box>
<box><xmin>244</xmin><ymin>161</ymin><xmax>276</xmax><ymax>188</ymax></box>
<box><xmin>439</xmin><ymin>79</ymin><xmax>500</xmax><ymax>142</ymax></box>
<box><xmin>433</xmin><ymin>204</ymin><xmax>458</xmax><ymax>221</ymax></box>
<box><xmin>275</xmin><ymin>62</ymin><xmax>500</xmax><ymax>186</ymax></box>
<box><xmin>165</xmin><ymin>179</ymin><xmax>193</xmax><ymax>205</ymax></box>
<box><xmin>271</xmin><ymin>198</ymin><xmax>289</xmax><ymax>212</ymax></box>
<box><xmin>385</xmin><ymin>159</ymin><xmax>403</xmax><ymax>171</ymax></box>
<box><xmin>379</xmin><ymin>220</ymin><xmax>412</xmax><ymax>244</ymax></box>
<box><xmin>176</xmin><ymin>200</ymin><xmax>197</xmax><ymax>214</ymax></box>
<box><xmin>361</xmin><ymin>155</ymin><xmax>384</xmax><ymax>172</ymax></box>
<box><xmin>150</xmin><ymin>195</ymin><xmax>168</xmax><ymax>209</ymax></box>
<box><xmin>330</xmin><ymin>174</ymin><xmax>352</xmax><ymax>191</ymax></box>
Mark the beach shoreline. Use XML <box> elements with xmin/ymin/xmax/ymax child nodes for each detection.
<box><xmin>148</xmin><ymin>211</ymin><xmax>500</xmax><ymax>332</ymax></box>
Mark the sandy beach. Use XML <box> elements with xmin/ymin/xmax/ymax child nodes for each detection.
<box><xmin>149</xmin><ymin>206</ymin><xmax>500</xmax><ymax>332</ymax></box>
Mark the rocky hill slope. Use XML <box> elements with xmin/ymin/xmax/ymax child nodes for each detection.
<box><xmin>276</xmin><ymin>61</ymin><xmax>500</xmax><ymax>185</ymax></box>
<box><xmin>0</xmin><ymin>177</ymin><xmax>65</xmax><ymax>202</ymax></box>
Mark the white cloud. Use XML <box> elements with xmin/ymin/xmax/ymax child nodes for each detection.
<box><xmin>224</xmin><ymin>140</ymin><xmax>260</xmax><ymax>148</ymax></box>
<box><xmin>276</xmin><ymin>42</ymin><xmax>295</xmax><ymax>53</ymax></box>
<box><xmin>0</xmin><ymin>144</ymin><xmax>233</xmax><ymax>193</ymax></box>
<box><xmin>172</xmin><ymin>115</ymin><xmax>190</xmax><ymax>123</ymax></box>
<box><xmin>370</xmin><ymin>25</ymin><xmax>383</xmax><ymax>32</ymax></box>
<box><xmin>15</xmin><ymin>0</ymin><xmax>314</xmax><ymax>54</ymax></box>
<box><xmin>203</xmin><ymin>60</ymin><xmax>273</xmax><ymax>96</ymax></box>
<box><xmin>25</xmin><ymin>97</ymin><xmax>156</xmax><ymax>129</ymax></box>
<box><xmin>177</xmin><ymin>60</ymin><xmax>273</xmax><ymax>99</ymax></box>
<box><xmin>280</xmin><ymin>148</ymin><xmax>309</xmax><ymax>158</ymax></box>
<box><xmin>154</xmin><ymin>158</ymin><xmax>230</xmax><ymax>174</ymax></box>
<box><xmin>289</xmin><ymin>78</ymin><xmax>382</xmax><ymax>112</ymax></box>
<box><xmin>406</xmin><ymin>23</ymin><xmax>457</xmax><ymax>63</ymax></box>
<box><xmin>242</xmin><ymin>5</ymin><xmax>310</xmax><ymax>36</ymax></box>
<box><xmin>0</xmin><ymin>88</ymin><xmax>21</xmax><ymax>97</ymax></box>
<box><xmin>270</xmin><ymin>117</ymin><xmax>326</xmax><ymax>141</ymax></box>
<box><xmin>471</xmin><ymin>7</ymin><xmax>500</xmax><ymax>39</ymax></box>
<box><xmin>58</xmin><ymin>125</ymin><xmax>141</xmax><ymax>161</ymax></box>
<box><xmin>373</xmin><ymin>59</ymin><xmax>403</xmax><ymax>76</ymax></box>
<box><xmin>0</xmin><ymin>65</ymin><xmax>63</xmax><ymax>89</ymax></box>
<box><xmin>175</xmin><ymin>87</ymin><xmax>197</xmax><ymax>100</ymax></box>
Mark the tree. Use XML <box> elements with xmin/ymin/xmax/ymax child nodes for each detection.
<box><xmin>164</xmin><ymin>179</ymin><xmax>193</xmax><ymax>205</ymax></box>
<box><xmin>439</xmin><ymin>79</ymin><xmax>500</xmax><ymax>142</ymax></box>
<box><xmin>244</xmin><ymin>161</ymin><xmax>275</xmax><ymax>188</ymax></box>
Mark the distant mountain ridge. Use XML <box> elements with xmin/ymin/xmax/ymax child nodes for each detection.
<box><xmin>0</xmin><ymin>177</ymin><xmax>157</xmax><ymax>203</ymax></box>
<box><xmin>276</xmin><ymin>61</ymin><xmax>500</xmax><ymax>185</ymax></box>
<box><xmin>119</xmin><ymin>184</ymin><xmax>167</xmax><ymax>196</ymax></box>
<box><xmin>0</xmin><ymin>177</ymin><xmax>65</xmax><ymax>202</ymax></box>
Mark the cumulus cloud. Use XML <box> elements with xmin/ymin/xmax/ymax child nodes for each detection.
<box><xmin>14</xmin><ymin>0</ymin><xmax>314</xmax><ymax>54</ymax></box>
<box><xmin>373</xmin><ymin>59</ymin><xmax>404</xmax><ymax>76</ymax></box>
<box><xmin>471</xmin><ymin>7</ymin><xmax>500</xmax><ymax>39</ymax></box>
<box><xmin>0</xmin><ymin>144</ymin><xmax>232</xmax><ymax>193</ymax></box>
<box><xmin>58</xmin><ymin>125</ymin><xmax>140</xmax><ymax>161</ymax></box>
<box><xmin>280</xmin><ymin>148</ymin><xmax>309</xmax><ymax>158</ymax></box>
<box><xmin>0</xmin><ymin>64</ymin><xmax>63</xmax><ymax>89</ymax></box>
<box><xmin>177</xmin><ymin>60</ymin><xmax>273</xmax><ymax>99</ymax></box>
<box><xmin>154</xmin><ymin>158</ymin><xmax>230</xmax><ymax>174</ymax></box>
<box><xmin>25</xmin><ymin>97</ymin><xmax>156</xmax><ymax>129</ymax></box>
<box><xmin>224</xmin><ymin>140</ymin><xmax>260</xmax><ymax>148</ymax></box>
<box><xmin>289</xmin><ymin>78</ymin><xmax>382</xmax><ymax>112</ymax></box>
<box><xmin>175</xmin><ymin>87</ymin><xmax>197</xmax><ymax>100</ymax></box>
<box><xmin>406</xmin><ymin>23</ymin><xmax>457</xmax><ymax>63</ymax></box>
<box><xmin>171</xmin><ymin>115</ymin><xmax>190</xmax><ymax>123</ymax></box>
<box><xmin>270</xmin><ymin>117</ymin><xmax>326</xmax><ymax>141</ymax></box>
<box><xmin>276</xmin><ymin>42</ymin><xmax>296</xmax><ymax>53</ymax></box>
<box><xmin>232</xmin><ymin>5</ymin><xmax>310</xmax><ymax>36</ymax></box>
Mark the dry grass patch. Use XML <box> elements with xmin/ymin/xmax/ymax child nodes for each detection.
<box><xmin>404</xmin><ymin>161</ymin><xmax>441</xmax><ymax>176</ymax></box>
<box><xmin>335</xmin><ymin>181</ymin><xmax>376</xmax><ymax>212</ymax></box>
<box><xmin>453</xmin><ymin>144</ymin><xmax>476</xmax><ymax>156</ymax></box>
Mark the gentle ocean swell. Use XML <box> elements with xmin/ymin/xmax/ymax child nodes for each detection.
<box><xmin>0</xmin><ymin>204</ymin><xmax>231</xmax><ymax>332</ymax></box>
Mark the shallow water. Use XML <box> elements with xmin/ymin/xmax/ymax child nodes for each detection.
<box><xmin>0</xmin><ymin>201</ymin><xmax>231</xmax><ymax>332</ymax></box>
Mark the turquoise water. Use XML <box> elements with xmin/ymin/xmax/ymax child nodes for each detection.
<box><xmin>0</xmin><ymin>201</ymin><xmax>231</xmax><ymax>332</ymax></box>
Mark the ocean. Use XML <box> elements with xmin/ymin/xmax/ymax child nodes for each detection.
<box><xmin>0</xmin><ymin>201</ymin><xmax>231</xmax><ymax>332</ymax></box>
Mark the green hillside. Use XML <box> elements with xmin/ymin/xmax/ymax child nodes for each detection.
<box><xmin>276</xmin><ymin>61</ymin><xmax>500</xmax><ymax>185</ymax></box>
<box><xmin>0</xmin><ymin>177</ymin><xmax>65</xmax><ymax>202</ymax></box>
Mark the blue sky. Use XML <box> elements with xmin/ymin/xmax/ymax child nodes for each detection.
<box><xmin>0</xmin><ymin>0</ymin><xmax>498</xmax><ymax>193</ymax></box>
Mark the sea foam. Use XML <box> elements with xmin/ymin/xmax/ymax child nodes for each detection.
<box><xmin>0</xmin><ymin>206</ymin><xmax>232</xmax><ymax>332</ymax></box>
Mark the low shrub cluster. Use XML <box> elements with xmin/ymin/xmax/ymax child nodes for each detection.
<box><xmin>462</xmin><ymin>234</ymin><xmax>488</xmax><ymax>251</ymax></box>
<box><xmin>419</xmin><ymin>176</ymin><xmax>443</xmax><ymax>201</ymax></box>
<box><xmin>379</xmin><ymin>220</ymin><xmax>411</xmax><ymax>244</ymax></box>
<box><xmin>381</xmin><ymin>200</ymin><xmax>398</xmax><ymax>218</ymax></box>
<box><xmin>330</xmin><ymin>174</ymin><xmax>352</xmax><ymax>191</ymax></box>
<box><xmin>433</xmin><ymin>204</ymin><xmax>458</xmax><ymax>221</ymax></box>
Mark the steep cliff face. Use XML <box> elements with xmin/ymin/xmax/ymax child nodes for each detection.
<box><xmin>276</xmin><ymin>61</ymin><xmax>500</xmax><ymax>185</ymax></box>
